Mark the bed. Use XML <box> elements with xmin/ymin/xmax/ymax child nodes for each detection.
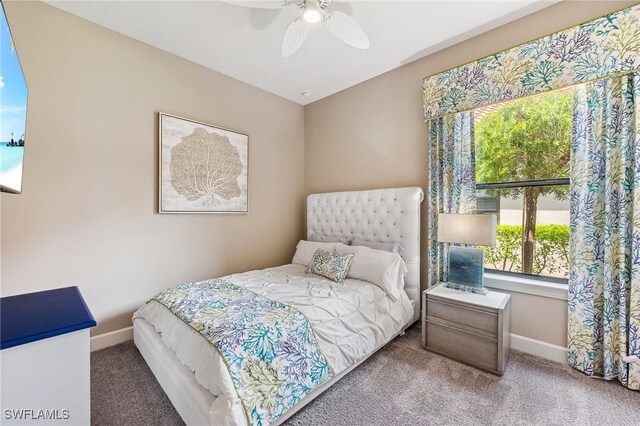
<box><xmin>133</xmin><ymin>187</ymin><xmax>424</xmax><ymax>425</ymax></box>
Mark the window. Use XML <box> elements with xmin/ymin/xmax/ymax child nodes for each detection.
<box><xmin>474</xmin><ymin>88</ymin><xmax>572</xmax><ymax>281</ymax></box>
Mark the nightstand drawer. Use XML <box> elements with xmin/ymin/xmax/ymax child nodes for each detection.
<box><xmin>425</xmin><ymin>320</ymin><xmax>498</xmax><ymax>372</ymax></box>
<box><xmin>426</xmin><ymin>298</ymin><xmax>498</xmax><ymax>334</ymax></box>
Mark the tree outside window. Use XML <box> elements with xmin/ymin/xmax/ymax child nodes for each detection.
<box><xmin>475</xmin><ymin>88</ymin><xmax>572</xmax><ymax>279</ymax></box>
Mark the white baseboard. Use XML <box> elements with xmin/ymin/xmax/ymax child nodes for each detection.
<box><xmin>511</xmin><ymin>333</ymin><xmax>567</xmax><ymax>363</ymax></box>
<box><xmin>90</xmin><ymin>326</ymin><xmax>133</xmax><ymax>352</ymax></box>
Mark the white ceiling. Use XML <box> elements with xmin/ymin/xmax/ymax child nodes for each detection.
<box><xmin>44</xmin><ymin>0</ymin><xmax>558</xmax><ymax>105</ymax></box>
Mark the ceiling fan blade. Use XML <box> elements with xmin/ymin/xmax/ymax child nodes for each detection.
<box><xmin>282</xmin><ymin>17</ymin><xmax>310</xmax><ymax>57</ymax></box>
<box><xmin>323</xmin><ymin>11</ymin><xmax>369</xmax><ymax>49</ymax></box>
<box><xmin>223</xmin><ymin>1</ymin><xmax>284</xmax><ymax>9</ymax></box>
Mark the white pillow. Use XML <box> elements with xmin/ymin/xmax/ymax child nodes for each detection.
<box><xmin>336</xmin><ymin>243</ymin><xmax>407</xmax><ymax>301</ymax></box>
<box><xmin>292</xmin><ymin>240</ymin><xmax>338</xmax><ymax>266</ymax></box>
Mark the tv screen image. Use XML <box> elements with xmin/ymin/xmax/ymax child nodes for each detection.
<box><xmin>0</xmin><ymin>1</ymin><xmax>28</xmax><ymax>194</ymax></box>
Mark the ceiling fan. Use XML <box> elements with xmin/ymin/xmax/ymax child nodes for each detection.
<box><xmin>225</xmin><ymin>0</ymin><xmax>370</xmax><ymax>57</ymax></box>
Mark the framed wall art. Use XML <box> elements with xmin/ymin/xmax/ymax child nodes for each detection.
<box><xmin>159</xmin><ymin>113</ymin><xmax>248</xmax><ymax>213</ymax></box>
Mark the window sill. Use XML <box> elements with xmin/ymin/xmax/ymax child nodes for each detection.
<box><xmin>484</xmin><ymin>272</ymin><xmax>568</xmax><ymax>301</ymax></box>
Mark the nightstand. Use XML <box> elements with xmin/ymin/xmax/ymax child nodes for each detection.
<box><xmin>422</xmin><ymin>284</ymin><xmax>511</xmax><ymax>375</ymax></box>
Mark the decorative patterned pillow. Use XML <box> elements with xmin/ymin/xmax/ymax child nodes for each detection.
<box><xmin>305</xmin><ymin>249</ymin><xmax>354</xmax><ymax>283</ymax></box>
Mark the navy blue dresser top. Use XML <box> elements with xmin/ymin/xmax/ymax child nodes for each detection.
<box><xmin>1</xmin><ymin>286</ymin><xmax>96</xmax><ymax>350</ymax></box>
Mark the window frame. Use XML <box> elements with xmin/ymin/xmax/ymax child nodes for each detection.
<box><xmin>476</xmin><ymin>178</ymin><xmax>569</xmax><ymax>190</ymax></box>
<box><xmin>476</xmin><ymin>177</ymin><xmax>570</xmax><ymax>284</ymax></box>
<box><xmin>484</xmin><ymin>271</ymin><xmax>568</xmax><ymax>300</ymax></box>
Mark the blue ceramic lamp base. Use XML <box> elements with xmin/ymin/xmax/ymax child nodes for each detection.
<box><xmin>445</xmin><ymin>246</ymin><xmax>488</xmax><ymax>295</ymax></box>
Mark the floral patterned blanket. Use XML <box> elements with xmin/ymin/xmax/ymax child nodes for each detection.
<box><xmin>153</xmin><ymin>279</ymin><xmax>331</xmax><ymax>426</ymax></box>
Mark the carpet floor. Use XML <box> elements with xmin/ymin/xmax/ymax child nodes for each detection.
<box><xmin>91</xmin><ymin>326</ymin><xmax>639</xmax><ymax>426</ymax></box>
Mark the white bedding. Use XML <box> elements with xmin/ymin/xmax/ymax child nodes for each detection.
<box><xmin>133</xmin><ymin>263</ymin><xmax>414</xmax><ymax>426</ymax></box>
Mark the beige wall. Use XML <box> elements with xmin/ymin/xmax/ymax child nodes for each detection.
<box><xmin>2</xmin><ymin>1</ymin><xmax>637</xmax><ymax>347</ymax></box>
<box><xmin>304</xmin><ymin>0</ymin><xmax>638</xmax><ymax>348</ymax></box>
<box><xmin>0</xmin><ymin>1</ymin><xmax>306</xmax><ymax>335</ymax></box>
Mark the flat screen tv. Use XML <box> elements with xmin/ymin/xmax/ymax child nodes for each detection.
<box><xmin>0</xmin><ymin>1</ymin><xmax>28</xmax><ymax>194</ymax></box>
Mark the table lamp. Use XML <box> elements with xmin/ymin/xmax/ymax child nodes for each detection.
<box><xmin>437</xmin><ymin>213</ymin><xmax>497</xmax><ymax>294</ymax></box>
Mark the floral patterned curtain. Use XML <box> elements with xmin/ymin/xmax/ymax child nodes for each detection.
<box><xmin>569</xmin><ymin>72</ymin><xmax>640</xmax><ymax>390</ymax></box>
<box><xmin>427</xmin><ymin>111</ymin><xmax>476</xmax><ymax>287</ymax></box>
<box><xmin>423</xmin><ymin>5</ymin><xmax>640</xmax><ymax>121</ymax></box>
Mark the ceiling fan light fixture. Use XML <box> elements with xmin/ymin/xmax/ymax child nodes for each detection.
<box><xmin>303</xmin><ymin>2</ymin><xmax>322</xmax><ymax>23</ymax></box>
<box><xmin>276</xmin><ymin>0</ymin><xmax>370</xmax><ymax>57</ymax></box>
<box><xmin>303</xmin><ymin>9</ymin><xmax>321</xmax><ymax>23</ymax></box>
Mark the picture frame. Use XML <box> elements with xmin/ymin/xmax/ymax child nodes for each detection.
<box><xmin>159</xmin><ymin>112</ymin><xmax>248</xmax><ymax>213</ymax></box>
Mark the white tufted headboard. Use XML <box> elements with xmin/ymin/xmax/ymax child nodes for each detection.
<box><xmin>306</xmin><ymin>187</ymin><xmax>424</xmax><ymax>323</ymax></box>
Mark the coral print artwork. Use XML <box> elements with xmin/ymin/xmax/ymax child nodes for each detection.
<box><xmin>159</xmin><ymin>113</ymin><xmax>248</xmax><ymax>213</ymax></box>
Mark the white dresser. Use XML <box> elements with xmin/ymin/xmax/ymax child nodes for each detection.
<box><xmin>0</xmin><ymin>286</ymin><xmax>96</xmax><ymax>425</ymax></box>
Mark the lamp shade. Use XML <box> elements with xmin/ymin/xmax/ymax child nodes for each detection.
<box><xmin>437</xmin><ymin>213</ymin><xmax>497</xmax><ymax>246</ymax></box>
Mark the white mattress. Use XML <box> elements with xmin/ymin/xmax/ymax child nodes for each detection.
<box><xmin>133</xmin><ymin>264</ymin><xmax>414</xmax><ymax>426</ymax></box>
